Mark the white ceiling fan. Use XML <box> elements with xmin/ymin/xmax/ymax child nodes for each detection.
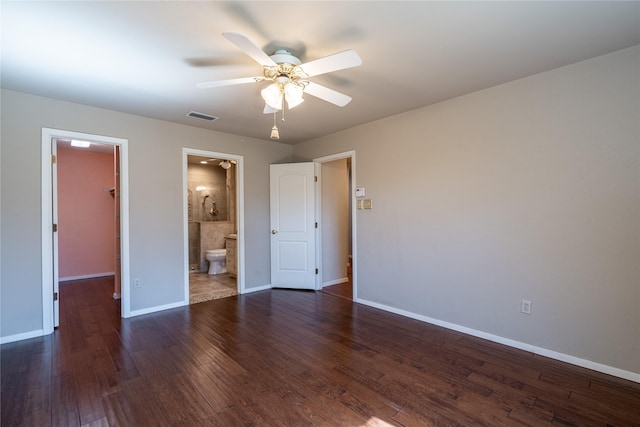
<box><xmin>197</xmin><ymin>32</ymin><xmax>362</xmax><ymax>115</ymax></box>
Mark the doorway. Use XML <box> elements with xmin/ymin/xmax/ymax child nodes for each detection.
<box><xmin>41</xmin><ymin>128</ymin><xmax>130</xmax><ymax>334</ymax></box>
<box><xmin>55</xmin><ymin>139</ymin><xmax>120</xmax><ymax>321</ymax></box>
<box><xmin>315</xmin><ymin>151</ymin><xmax>357</xmax><ymax>300</ymax></box>
<box><xmin>182</xmin><ymin>148</ymin><xmax>244</xmax><ymax>304</ymax></box>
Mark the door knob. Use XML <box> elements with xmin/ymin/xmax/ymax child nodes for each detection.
<box><xmin>271</xmin><ymin>229</ymin><xmax>278</xmax><ymax>234</ymax></box>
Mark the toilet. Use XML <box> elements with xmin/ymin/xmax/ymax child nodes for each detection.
<box><xmin>205</xmin><ymin>249</ymin><xmax>227</xmax><ymax>275</ymax></box>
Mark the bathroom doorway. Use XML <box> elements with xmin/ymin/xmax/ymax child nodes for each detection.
<box><xmin>315</xmin><ymin>151</ymin><xmax>357</xmax><ymax>301</ymax></box>
<box><xmin>182</xmin><ymin>148</ymin><xmax>244</xmax><ymax>304</ymax></box>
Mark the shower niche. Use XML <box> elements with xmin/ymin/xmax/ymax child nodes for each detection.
<box><xmin>187</xmin><ymin>156</ymin><xmax>237</xmax><ymax>272</ymax></box>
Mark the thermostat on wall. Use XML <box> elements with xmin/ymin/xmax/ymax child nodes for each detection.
<box><xmin>355</xmin><ymin>187</ymin><xmax>365</xmax><ymax>197</ymax></box>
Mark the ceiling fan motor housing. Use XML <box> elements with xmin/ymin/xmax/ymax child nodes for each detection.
<box><xmin>269</xmin><ymin>49</ymin><xmax>302</xmax><ymax>66</ymax></box>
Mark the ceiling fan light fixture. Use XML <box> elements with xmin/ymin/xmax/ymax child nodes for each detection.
<box><xmin>197</xmin><ymin>33</ymin><xmax>362</xmax><ymax>142</ymax></box>
<box><xmin>261</xmin><ymin>83</ymin><xmax>283</xmax><ymax>110</ymax></box>
<box><xmin>284</xmin><ymin>82</ymin><xmax>304</xmax><ymax>109</ymax></box>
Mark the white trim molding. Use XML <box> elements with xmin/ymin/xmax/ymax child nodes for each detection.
<box><xmin>313</xmin><ymin>150</ymin><xmax>357</xmax><ymax>300</ymax></box>
<box><xmin>59</xmin><ymin>272</ymin><xmax>115</xmax><ymax>282</ymax></box>
<box><xmin>322</xmin><ymin>277</ymin><xmax>349</xmax><ymax>288</ymax></box>
<box><xmin>181</xmin><ymin>148</ymin><xmax>245</xmax><ymax>304</ymax></box>
<box><xmin>357</xmin><ymin>298</ymin><xmax>640</xmax><ymax>384</ymax></box>
<box><xmin>41</xmin><ymin>128</ymin><xmax>131</xmax><ymax>335</ymax></box>
<box><xmin>128</xmin><ymin>301</ymin><xmax>187</xmax><ymax>318</ymax></box>
<box><xmin>243</xmin><ymin>284</ymin><xmax>272</xmax><ymax>294</ymax></box>
<box><xmin>0</xmin><ymin>329</ymin><xmax>45</xmax><ymax>345</ymax></box>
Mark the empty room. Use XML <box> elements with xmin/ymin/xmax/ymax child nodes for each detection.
<box><xmin>1</xmin><ymin>1</ymin><xmax>639</xmax><ymax>425</ymax></box>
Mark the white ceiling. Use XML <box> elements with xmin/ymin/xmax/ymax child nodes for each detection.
<box><xmin>2</xmin><ymin>1</ymin><xmax>639</xmax><ymax>145</ymax></box>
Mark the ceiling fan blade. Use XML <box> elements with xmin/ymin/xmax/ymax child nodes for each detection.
<box><xmin>304</xmin><ymin>82</ymin><xmax>352</xmax><ymax>107</ymax></box>
<box><xmin>300</xmin><ymin>50</ymin><xmax>362</xmax><ymax>77</ymax></box>
<box><xmin>196</xmin><ymin>77</ymin><xmax>258</xmax><ymax>89</ymax></box>
<box><xmin>263</xmin><ymin>104</ymin><xmax>280</xmax><ymax>114</ymax></box>
<box><xmin>223</xmin><ymin>32</ymin><xmax>277</xmax><ymax>67</ymax></box>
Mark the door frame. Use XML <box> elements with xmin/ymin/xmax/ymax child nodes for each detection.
<box><xmin>41</xmin><ymin>128</ymin><xmax>131</xmax><ymax>335</ymax></box>
<box><xmin>182</xmin><ymin>148</ymin><xmax>245</xmax><ymax>298</ymax></box>
<box><xmin>314</xmin><ymin>150</ymin><xmax>357</xmax><ymax>300</ymax></box>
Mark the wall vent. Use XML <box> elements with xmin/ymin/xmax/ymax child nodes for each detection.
<box><xmin>186</xmin><ymin>111</ymin><xmax>219</xmax><ymax>122</ymax></box>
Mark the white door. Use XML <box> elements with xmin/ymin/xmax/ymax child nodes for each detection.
<box><xmin>52</xmin><ymin>140</ymin><xmax>60</xmax><ymax>327</ymax></box>
<box><xmin>270</xmin><ymin>163</ymin><xmax>316</xmax><ymax>289</ymax></box>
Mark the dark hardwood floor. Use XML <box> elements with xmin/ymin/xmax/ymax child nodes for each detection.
<box><xmin>2</xmin><ymin>277</ymin><xmax>640</xmax><ymax>426</ymax></box>
<box><xmin>321</xmin><ymin>281</ymin><xmax>353</xmax><ymax>301</ymax></box>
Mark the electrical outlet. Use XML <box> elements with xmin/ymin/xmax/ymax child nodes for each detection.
<box><xmin>521</xmin><ymin>299</ymin><xmax>531</xmax><ymax>314</ymax></box>
<box><xmin>134</xmin><ymin>278</ymin><xmax>141</xmax><ymax>288</ymax></box>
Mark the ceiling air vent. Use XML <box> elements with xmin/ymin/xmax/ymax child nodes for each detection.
<box><xmin>186</xmin><ymin>111</ymin><xmax>219</xmax><ymax>122</ymax></box>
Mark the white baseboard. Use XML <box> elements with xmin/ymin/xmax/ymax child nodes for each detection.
<box><xmin>322</xmin><ymin>277</ymin><xmax>349</xmax><ymax>287</ymax></box>
<box><xmin>0</xmin><ymin>329</ymin><xmax>45</xmax><ymax>344</ymax></box>
<box><xmin>130</xmin><ymin>284</ymin><xmax>272</xmax><ymax>316</ymax></box>
<box><xmin>356</xmin><ymin>298</ymin><xmax>640</xmax><ymax>384</ymax></box>
<box><xmin>59</xmin><ymin>272</ymin><xmax>115</xmax><ymax>282</ymax></box>
<box><xmin>243</xmin><ymin>284</ymin><xmax>272</xmax><ymax>294</ymax></box>
<box><xmin>128</xmin><ymin>300</ymin><xmax>187</xmax><ymax>317</ymax></box>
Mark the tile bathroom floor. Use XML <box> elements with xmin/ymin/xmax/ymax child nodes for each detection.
<box><xmin>189</xmin><ymin>272</ymin><xmax>237</xmax><ymax>304</ymax></box>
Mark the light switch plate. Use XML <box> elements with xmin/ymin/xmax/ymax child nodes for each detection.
<box><xmin>363</xmin><ymin>199</ymin><xmax>373</xmax><ymax>209</ymax></box>
<box><xmin>357</xmin><ymin>199</ymin><xmax>363</xmax><ymax>210</ymax></box>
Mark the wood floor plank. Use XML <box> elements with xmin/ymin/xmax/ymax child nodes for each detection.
<box><xmin>567</xmin><ymin>389</ymin><xmax>640</xmax><ymax>425</ymax></box>
<box><xmin>181</xmin><ymin>361</ymin><xmax>237</xmax><ymax>413</ymax></box>
<box><xmin>81</xmin><ymin>416</ymin><xmax>109</xmax><ymax>427</ymax></box>
<box><xmin>101</xmin><ymin>397</ymin><xmax>148</xmax><ymax>427</ymax></box>
<box><xmin>2</xmin><ymin>278</ymin><xmax>640</xmax><ymax>426</ymax></box>
<box><xmin>51</xmin><ymin>373</ymin><xmax>80</xmax><ymax>427</ymax></box>
<box><xmin>118</xmin><ymin>377</ymin><xmax>163</xmax><ymax>426</ymax></box>
<box><xmin>74</xmin><ymin>366</ymin><xmax>107</xmax><ymax>425</ymax></box>
<box><xmin>588</xmin><ymin>377</ymin><xmax>640</xmax><ymax>411</ymax></box>
<box><xmin>100</xmin><ymin>330</ymin><xmax>139</xmax><ymax>382</ymax></box>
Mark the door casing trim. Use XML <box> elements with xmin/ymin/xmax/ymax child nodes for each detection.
<box><xmin>41</xmin><ymin>128</ymin><xmax>131</xmax><ymax>335</ymax></box>
<box><xmin>313</xmin><ymin>150</ymin><xmax>357</xmax><ymax>300</ymax></box>
<box><xmin>182</xmin><ymin>148</ymin><xmax>245</xmax><ymax>299</ymax></box>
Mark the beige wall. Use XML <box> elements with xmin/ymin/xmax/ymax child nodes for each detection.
<box><xmin>2</xmin><ymin>45</ymin><xmax>638</xmax><ymax>378</ymax></box>
<box><xmin>0</xmin><ymin>89</ymin><xmax>292</xmax><ymax>337</ymax></box>
<box><xmin>293</xmin><ymin>46</ymin><xmax>640</xmax><ymax>375</ymax></box>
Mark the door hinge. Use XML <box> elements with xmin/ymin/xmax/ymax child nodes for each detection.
<box><xmin>314</xmin><ymin>176</ymin><xmax>318</xmax><ymax>182</ymax></box>
<box><xmin>315</xmin><ymin>222</ymin><xmax>318</xmax><ymax>228</ymax></box>
<box><xmin>315</xmin><ymin>268</ymin><xmax>319</xmax><ymax>275</ymax></box>
<box><xmin>51</xmin><ymin>155</ymin><xmax>57</xmax><ymax>164</ymax></box>
<box><xmin>53</xmin><ymin>292</ymin><xmax>58</xmax><ymax>301</ymax></box>
<box><xmin>53</xmin><ymin>224</ymin><xmax>58</xmax><ymax>232</ymax></box>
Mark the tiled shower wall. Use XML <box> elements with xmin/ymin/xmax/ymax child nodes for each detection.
<box><xmin>187</xmin><ymin>160</ymin><xmax>237</xmax><ymax>272</ymax></box>
<box><xmin>188</xmin><ymin>163</ymin><xmax>229</xmax><ymax>222</ymax></box>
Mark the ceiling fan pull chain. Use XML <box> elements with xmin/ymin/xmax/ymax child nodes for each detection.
<box><xmin>270</xmin><ymin>111</ymin><xmax>280</xmax><ymax>140</ymax></box>
<box><xmin>282</xmin><ymin>97</ymin><xmax>286</xmax><ymax>122</ymax></box>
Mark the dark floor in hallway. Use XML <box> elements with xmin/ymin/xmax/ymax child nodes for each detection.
<box><xmin>321</xmin><ymin>280</ymin><xmax>352</xmax><ymax>301</ymax></box>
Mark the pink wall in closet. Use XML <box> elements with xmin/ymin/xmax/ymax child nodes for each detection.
<box><xmin>57</xmin><ymin>146</ymin><xmax>115</xmax><ymax>280</ymax></box>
